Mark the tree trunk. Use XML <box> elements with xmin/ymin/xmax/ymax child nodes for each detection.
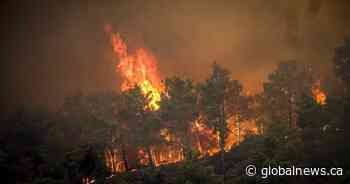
<box><xmin>120</xmin><ymin>135</ymin><xmax>129</xmax><ymax>171</ymax></box>
<box><xmin>219</xmin><ymin>130</ymin><xmax>225</xmax><ymax>174</ymax></box>
<box><xmin>146</xmin><ymin>146</ymin><xmax>155</xmax><ymax>168</ymax></box>
<box><xmin>219</xmin><ymin>103</ymin><xmax>226</xmax><ymax>177</ymax></box>
<box><xmin>237</xmin><ymin>122</ymin><xmax>241</xmax><ymax>145</ymax></box>
<box><xmin>185</xmin><ymin>142</ymin><xmax>192</xmax><ymax>161</ymax></box>
<box><xmin>219</xmin><ymin>128</ymin><xmax>226</xmax><ymax>184</ymax></box>
<box><xmin>185</xmin><ymin>128</ymin><xmax>193</xmax><ymax>161</ymax></box>
<box><xmin>259</xmin><ymin>121</ymin><xmax>264</xmax><ymax>135</ymax></box>
<box><xmin>235</xmin><ymin>114</ymin><xmax>241</xmax><ymax>145</ymax></box>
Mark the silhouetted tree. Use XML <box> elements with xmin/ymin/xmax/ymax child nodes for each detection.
<box><xmin>198</xmin><ymin>63</ymin><xmax>246</xmax><ymax>174</ymax></box>
<box><xmin>262</xmin><ymin>61</ymin><xmax>315</xmax><ymax>128</ymax></box>
<box><xmin>160</xmin><ymin>77</ymin><xmax>198</xmax><ymax>160</ymax></box>
<box><xmin>334</xmin><ymin>37</ymin><xmax>350</xmax><ymax>91</ymax></box>
<box><xmin>118</xmin><ymin>87</ymin><xmax>162</xmax><ymax>168</ymax></box>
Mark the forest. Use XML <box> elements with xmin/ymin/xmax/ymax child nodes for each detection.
<box><xmin>1</xmin><ymin>34</ymin><xmax>350</xmax><ymax>184</ymax></box>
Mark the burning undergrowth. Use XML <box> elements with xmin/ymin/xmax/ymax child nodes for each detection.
<box><xmin>103</xmin><ymin>25</ymin><xmax>260</xmax><ymax>173</ymax></box>
<box><xmin>103</xmin><ymin>24</ymin><xmax>326</xmax><ymax>174</ymax></box>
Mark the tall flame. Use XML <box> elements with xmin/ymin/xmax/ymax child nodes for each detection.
<box><xmin>312</xmin><ymin>80</ymin><xmax>326</xmax><ymax>105</ymax></box>
<box><xmin>106</xmin><ymin>26</ymin><xmax>163</xmax><ymax>110</ymax></box>
<box><xmin>104</xmin><ymin>25</ymin><xmax>257</xmax><ymax>173</ymax></box>
<box><xmin>192</xmin><ymin>117</ymin><xmax>258</xmax><ymax>157</ymax></box>
<box><xmin>105</xmin><ymin>25</ymin><xmax>183</xmax><ymax>172</ymax></box>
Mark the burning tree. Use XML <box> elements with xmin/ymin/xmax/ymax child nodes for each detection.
<box><xmin>106</xmin><ymin>25</ymin><xmax>164</xmax><ymax>111</ymax></box>
<box><xmin>104</xmin><ymin>25</ymin><xmax>258</xmax><ymax>172</ymax></box>
<box><xmin>117</xmin><ymin>87</ymin><xmax>163</xmax><ymax>169</ymax></box>
<box><xmin>160</xmin><ymin>77</ymin><xmax>199</xmax><ymax>161</ymax></box>
<box><xmin>105</xmin><ymin>26</ymin><xmax>190</xmax><ymax>170</ymax></box>
<box><xmin>198</xmin><ymin>63</ymin><xmax>248</xmax><ymax>174</ymax></box>
<box><xmin>262</xmin><ymin>61</ymin><xmax>316</xmax><ymax>128</ymax></box>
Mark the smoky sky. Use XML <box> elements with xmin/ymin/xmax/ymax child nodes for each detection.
<box><xmin>1</xmin><ymin>0</ymin><xmax>350</xmax><ymax>112</ymax></box>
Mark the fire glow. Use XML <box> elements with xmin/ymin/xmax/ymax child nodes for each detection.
<box><xmin>105</xmin><ymin>25</ymin><xmax>185</xmax><ymax>172</ymax></box>
<box><xmin>106</xmin><ymin>25</ymin><xmax>164</xmax><ymax>110</ymax></box>
<box><xmin>104</xmin><ymin>25</ymin><xmax>258</xmax><ymax>173</ymax></box>
<box><xmin>312</xmin><ymin>80</ymin><xmax>327</xmax><ymax>105</ymax></box>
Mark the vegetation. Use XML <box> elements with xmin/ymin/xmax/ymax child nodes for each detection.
<box><xmin>1</xmin><ymin>38</ymin><xmax>350</xmax><ymax>184</ymax></box>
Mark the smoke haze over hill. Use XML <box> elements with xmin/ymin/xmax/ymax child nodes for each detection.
<box><xmin>1</xmin><ymin>0</ymin><xmax>350</xmax><ymax>112</ymax></box>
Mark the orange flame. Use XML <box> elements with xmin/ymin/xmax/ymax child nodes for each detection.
<box><xmin>104</xmin><ymin>24</ymin><xmax>257</xmax><ymax>173</ymax></box>
<box><xmin>105</xmin><ymin>25</ymin><xmax>183</xmax><ymax>172</ymax></box>
<box><xmin>312</xmin><ymin>80</ymin><xmax>326</xmax><ymax>105</ymax></box>
<box><xmin>82</xmin><ymin>176</ymin><xmax>95</xmax><ymax>184</ymax></box>
<box><xmin>106</xmin><ymin>25</ymin><xmax>164</xmax><ymax>110</ymax></box>
<box><xmin>191</xmin><ymin>119</ymin><xmax>220</xmax><ymax>156</ymax></box>
<box><xmin>104</xmin><ymin>149</ymin><xmax>126</xmax><ymax>173</ymax></box>
<box><xmin>225</xmin><ymin>119</ymin><xmax>258</xmax><ymax>150</ymax></box>
<box><xmin>137</xmin><ymin>146</ymin><xmax>184</xmax><ymax>167</ymax></box>
<box><xmin>192</xmin><ymin>116</ymin><xmax>258</xmax><ymax>157</ymax></box>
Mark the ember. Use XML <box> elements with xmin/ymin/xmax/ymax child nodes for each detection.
<box><xmin>105</xmin><ymin>25</ymin><xmax>258</xmax><ymax>173</ymax></box>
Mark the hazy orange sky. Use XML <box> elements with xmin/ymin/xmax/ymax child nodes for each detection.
<box><xmin>1</xmin><ymin>0</ymin><xmax>350</xmax><ymax>112</ymax></box>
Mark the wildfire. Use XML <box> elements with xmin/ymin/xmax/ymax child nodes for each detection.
<box><xmin>152</xmin><ymin>146</ymin><xmax>184</xmax><ymax>166</ymax></box>
<box><xmin>82</xmin><ymin>176</ymin><xmax>95</xmax><ymax>184</ymax></box>
<box><xmin>312</xmin><ymin>80</ymin><xmax>326</xmax><ymax>105</ymax></box>
<box><xmin>104</xmin><ymin>24</ymin><xmax>257</xmax><ymax>173</ymax></box>
<box><xmin>225</xmin><ymin>119</ymin><xmax>258</xmax><ymax>151</ymax></box>
<box><xmin>142</xmin><ymin>146</ymin><xmax>184</xmax><ymax>167</ymax></box>
<box><xmin>106</xmin><ymin>25</ymin><xmax>164</xmax><ymax>110</ymax></box>
<box><xmin>104</xmin><ymin>149</ymin><xmax>126</xmax><ymax>173</ymax></box>
<box><xmin>192</xmin><ymin>117</ymin><xmax>258</xmax><ymax>157</ymax></box>
<box><xmin>191</xmin><ymin>118</ymin><xmax>220</xmax><ymax>156</ymax></box>
<box><xmin>105</xmin><ymin>25</ymin><xmax>183</xmax><ymax>172</ymax></box>
<box><xmin>149</xmin><ymin>129</ymin><xmax>184</xmax><ymax>166</ymax></box>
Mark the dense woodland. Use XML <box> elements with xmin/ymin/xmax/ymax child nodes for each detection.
<box><xmin>1</xmin><ymin>38</ymin><xmax>350</xmax><ymax>184</ymax></box>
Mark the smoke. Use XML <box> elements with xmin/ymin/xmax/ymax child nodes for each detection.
<box><xmin>308</xmin><ymin>0</ymin><xmax>324</xmax><ymax>17</ymax></box>
<box><xmin>1</xmin><ymin>0</ymin><xmax>350</xmax><ymax>112</ymax></box>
